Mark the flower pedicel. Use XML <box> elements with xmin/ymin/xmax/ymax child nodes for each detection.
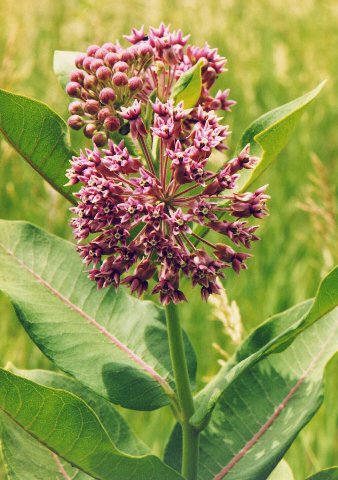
<box><xmin>66</xmin><ymin>23</ymin><xmax>269</xmax><ymax>304</ymax></box>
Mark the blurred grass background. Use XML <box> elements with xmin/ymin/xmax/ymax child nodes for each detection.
<box><xmin>0</xmin><ymin>0</ymin><xmax>337</xmax><ymax>478</ymax></box>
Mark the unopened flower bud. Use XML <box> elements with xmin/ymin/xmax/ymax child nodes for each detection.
<box><xmin>70</xmin><ymin>69</ymin><xmax>85</xmax><ymax>84</ymax></box>
<box><xmin>68</xmin><ymin>101</ymin><xmax>84</xmax><ymax>115</ymax></box>
<box><xmin>112</xmin><ymin>72</ymin><xmax>128</xmax><ymax>87</ymax></box>
<box><xmin>96</xmin><ymin>66</ymin><xmax>112</xmax><ymax>81</ymax></box>
<box><xmin>102</xmin><ymin>42</ymin><xmax>117</xmax><ymax>52</ymax></box>
<box><xmin>204</xmin><ymin>67</ymin><xmax>217</xmax><ymax>89</ymax></box>
<box><xmin>75</xmin><ymin>53</ymin><xmax>86</xmax><ymax>69</ymax></box>
<box><xmin>128</xmin><ymin>76</ymin><xmax>143</xmax><ymax>91</ymax></box>
<box><xmin>84</xmin><ymin>123</ymin><xmax>96</xmax><ymax>138</ymax></box>
<box><xmin>66</xmin><ymin>81</ymin><xmax>82</xmax><ymax>97</ymax></box>
<box><xmin>104</xmin><ymin>52</ymin><xmax>119</xmax><ymax>67</ymax></box>
<box><xmin>95</xmin><ymin>48</ymin><xmax>109</xmax><ymax>59</ymax></box>
<box><xmin>163</xmin><ymin>48</ymin><xmax>177</xmax><ymax>65</ymax></box>
<box><xmin>84</xmin><ymin>100</ymin><xmax>100</xmax><ymax>115</ymax></box>
<box><xmin>113</xmin><ymin>61</ymin><xmax>129</xmax><ymax>72</ymax></box>
<box><xmin>90</xmin><ymin>59</ymin><xmax>104</xmax><ymax>73</ymax></box>
<box><xmin>98</xmin><ymin>107</ymin><xmax>112</xmax><ymax>122</ymax></box>
<box><xmin>139</xmin><ymin>43</ymin><xmax>153</xmax><ymax>57</ymax></box>
<box><xmin>83</xmin><ymin>75</ymin><xmax>98</xmax><ymax>90</ymax></box>
<box><xmin>82</xmin><ymin>56</ymin><xmax>95</xmax><ymax>72</ymax></box>
<box><xmin>99</xmin><ymin>87</ymin><xmax>116</xmax><ymax>104</ymax></box>
<box><xmin>86</xmin><ymin>45</ymin><xmax>100</xmax><ymax>56</ymax></box>
<box><xmin>68</xmin><ymin>115</ymin><xmax>84</xmax><ymax>130</ymax></box>
<box><xmin>120</xmin><ymin>50</ymin><xmax>134</xmax><ymax>62</ymax></box>
<box><xmin>104</xmin><ymin>116</ymin><xmax>120</xmax><ymax>132</ymax></box>
<box><xmin>93</xmin><ymin>131</ymin><xmax>107</xmax><ymax>147</ymax></box>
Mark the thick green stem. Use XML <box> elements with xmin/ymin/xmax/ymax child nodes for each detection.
<box><xmin>165</xmin><ymin>302</ymin><xmax>199</xmax><ymax>480</ymax></box>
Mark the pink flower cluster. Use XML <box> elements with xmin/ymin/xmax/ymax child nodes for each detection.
<box><xmin>66</xmin><ymin>23</ymin><xmax>235</xmax><ymax>146</ymax></box>
<box><xmin>67</xmin><ymin>24</ymin><xmax>269</xmax><ymax>304</ymax></box>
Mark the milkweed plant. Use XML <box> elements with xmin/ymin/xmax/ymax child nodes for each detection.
<box><xmin>0</xmin><ymin>24</ymin><xmax>337</xmax><ymax>480</ymax></box>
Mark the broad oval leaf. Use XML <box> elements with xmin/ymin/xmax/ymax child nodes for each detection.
<box><xmin>0</xmin><ymin>88</ymin><xmax>77</xmax><ymax>203</ymax></box>
<box><xmin>165</xmin><ymin>301</ymin><xmax>338</xmax><ymax>479</ymax></box>
<box><xmin>5</xmin><ymin>365</ymin><xmax>148</xmax><ymax>455</ymax></box>
<box><xmin>191</xmin><ymin>266</ymin><xmax>338</xmax><ymax>428</ymax></box>
<box><xmin>171</xmin><ymin>58</ymin><xmax>204</xmax><ymax>108</ymax></box>
<box><xmin>0</xmin><ymin>368</ymin><xmax>183</xmax><ymax>480</ymax></box>
<box><xmin>237</xmin><ymin>81</ymin><xmax>326</xmax><ymax>191</ymax></box>
<box><xmin>54</xmin><ymin>50</ymin><xmax>84</xmax><ymax>90</ymax></box>
<box><xmin>0</xmin><ymin>220</ymin><xmax>197</xmax><ymax>411</ymax></box>
<box><xmin>1</xmin><ymin>411</ymin><xmax>94</xmax><ymax>479</ymax></box>
<box><xmin>0</xmin><ymin>365</ymin><xmax>148</xmax><ymax>479</ymax></box>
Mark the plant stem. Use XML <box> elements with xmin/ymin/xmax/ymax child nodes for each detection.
<box><xmin>165</xmin><ymin>303</ymin><xmax>199</xmax><ymax>480</ymax></box>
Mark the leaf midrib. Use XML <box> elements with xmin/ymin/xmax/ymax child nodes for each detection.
<box><xmin>0</xmin><ymin>240</ymin><xmax>174</xmax><ymax>398</ymax></box>
<box><xmin>213</xmin><ymin>318</ymin><xmax>338</xmax><ymax>480</ymax></box>
<box><xmin>50</xmin><ymin>452</ymin><xmax>74</xmax><ymax>480</ymax></box>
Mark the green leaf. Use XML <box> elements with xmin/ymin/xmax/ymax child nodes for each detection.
<box><xmin>165</xmin><ymin>301</ymin><xmax>338</xmax><ymax>479</ymax></box>
<box><xmin>237</xmin><ymin>81</ymin><xmax>326</xmax><ymax>191</ymax></box>
<box><xmin>0</xmin><ymin>365</ymin><xmax>148</xmax><ymax>479</ymax></box>
<box><xmin>171</xmin><ymin>59</ymin><xmax>204</xmax><ymax>108</ymax></box>
<box><xmin>192</xmin><ymin>82</ymin><xmax>325</xmax><ymax>243</ymax></box>
<box><xmin>268</xmin><ymin>460</ymin><xmax>294</xmax><ymax>480</ymax></box>
<box><xmin>0</xmin><ymin>88</ymin><xmax>76</xmax><ymax>203</ymax></box>
<box><xmin>53</xmin><ymin>50</ymin><xmax>84</xmax><ymax>90</ymax></box>
<box><xmin>1</xmin><ymin>411</ymin><xmax>94</xmax><ymax>479</ymax></box>
<box><xmin>5</xmin><ymin>365</ymin><xmax>148</xmax><ymax>455</ymax></box>
<box><xmin>191</xmin><ymin>266</ymin><xmax>338</xmax><ymax>429</ymax></box>
<box><xmin>306</xmin><ymin>467</ymin><xmax>338</xmax><ymax>479</ymax></box>
<box><xmin>0</xmin><ymin>220</ymin><xmax>196</xmax><ymax>411</ymax></box>
<box><xmin>0</xmin><ymin>369</ymin><xmax>183</xmax><ymax>480</ymax></box>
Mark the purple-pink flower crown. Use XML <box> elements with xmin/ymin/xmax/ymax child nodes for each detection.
<box><xmin>66</xmin><ymin>23</ymin><xmax>269</xmax><ymax>305</ymax></box>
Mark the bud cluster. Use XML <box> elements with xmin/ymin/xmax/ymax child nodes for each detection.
<box><xmin>66</xmin><ymin>41</ymin><xmax>153</xmax><ymax>146</ymax></box>
<box><xmin>67</xmin><ymin>24</ymin><xmax>270</xmax><ymax>304</ymax></box>
<box><xmin>66</xmin><ymin>23</ymin><xmax>235</xmax><ymax>147</ymax></box>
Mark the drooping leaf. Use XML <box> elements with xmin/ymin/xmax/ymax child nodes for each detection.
<box><xmin>0</xmin><ymin>220</ymin><xmax>196</xmax><ymax>411</ymax></box>
<box><xmin>191</xmin><ymin>266</ymin><xmax>338</xmax><ymax>428</ymax></box>
<box><xmin>306</xmin><ymin>467</ymin><xmax>338</xmax><ymax>479</ymax></box>
<box><xmin>0</xmin><ymin>369</ymin><xmax>183</xmax><ymax>480</ymax></box>
<box><xmin>171</xmin><ymin>58</ymin><xmax>204</xmax><ymax>108</ymax></box>
<box><xmin>5</xmin><ymin>365</ymin><xmax>148</xmax><ymax>455</ymax></box>
<box><xmin>1</xmin><ymin>411</ymin><xmax>94</xmax><ymax>480</ymax></box>
<box><xmin>237</xmin><ymin>81</ymin><xmax>326</xmax><ymax>191</ymax></box>
<box><xmin>165</xmin><ymin>301</ymin><xmax>338</xmax><ymax>479</ymax></box>
<box><xmin>0</xmin><ymin>88</ymin><xmax>76</xmax><ymax>203</ymax></box>
<box><xmin>53</xmin><ymin>50</ymin><xmax>84</xmax><ymax>90</ymax></box>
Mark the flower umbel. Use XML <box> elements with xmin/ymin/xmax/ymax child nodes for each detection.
<box><xmin>67</xmin><ymin>24</ymin><xmax>269</xmax><ymax>304</ymax></box>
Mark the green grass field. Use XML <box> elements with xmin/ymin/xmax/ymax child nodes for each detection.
<box><xmin>0</xmin><ymin>0</ymin><xmax>337</xmax><ymax>478</ymax></box>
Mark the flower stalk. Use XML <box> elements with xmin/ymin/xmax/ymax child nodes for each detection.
<box><xmin>165</xmin><ymin>302</ymin><xmax>199</xmax><ymax>479</ymax></box>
